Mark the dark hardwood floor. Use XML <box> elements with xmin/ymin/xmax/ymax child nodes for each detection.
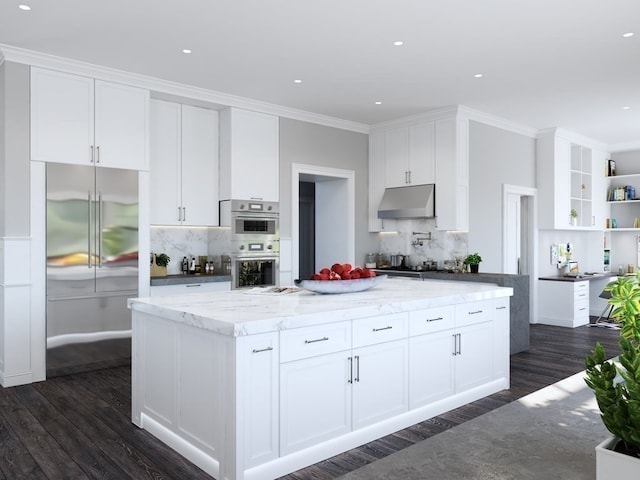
<box><xmin>0</xmin><ymin>324</ymin><xmax>620</xmax><ymax>480</ymax></box>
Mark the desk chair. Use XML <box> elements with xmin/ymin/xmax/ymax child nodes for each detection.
<box><xmin>589</xmin><ymin>288</ymin><xmax>618</xmax><ymax>329</ymax></box>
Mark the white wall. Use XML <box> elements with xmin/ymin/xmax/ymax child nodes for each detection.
<box><xmin>279</xmin><ymin>118</ymin><xmax>375</xmax><ymax>268</ymax></box>
<box><xmin>468</xmin><ymin>121</ymin><xmax>536</xmax><ymax>273</ymax></box>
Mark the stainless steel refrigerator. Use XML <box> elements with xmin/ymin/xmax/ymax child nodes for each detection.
<box><xmin>46</xmin><ymin>163</ymin><xmax>138</xmax><ymax>375</ymax></box>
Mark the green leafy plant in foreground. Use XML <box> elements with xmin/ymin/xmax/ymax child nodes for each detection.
<box><xmin>585</xmin><ymin>274</ymin><xmax>640</xmax><ymax>455</ymax></box>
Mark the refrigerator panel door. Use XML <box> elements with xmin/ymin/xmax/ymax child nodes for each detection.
<box><xmin>46</xmin><ymin>163</ymin><xmax>96</xmax><ymax>298</ymax></box>
<box><xmin>95</xmin><ymin>167</ymin><xmax>139</xmax><ymax>293</ymax></box>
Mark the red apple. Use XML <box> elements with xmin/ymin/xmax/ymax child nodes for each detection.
<box><xmin>350</xmin><ymin>271</ymin><xmax>360</xmax><ymax>279</ymax></box>
<box><xmin>320</xmin><ymin>268</ymin><xmax>331</xmax><ymax>275</ymax></box>
<box><xmin>331</xmin><ymin>263</ymin><xmax>345</xmax><ymax>274</ymax></box>
<box><xmin>340</xmin><ymin>271</ymin><xmax>352</xmax><ymax>280</ymax></box>
<box><xmin>329</xmin><ymin>271</ymin><xmax>341</xmax><ymax>280</ymax></box>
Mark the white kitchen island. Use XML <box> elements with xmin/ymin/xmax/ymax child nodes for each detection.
<box><xmin>128</xmin><ymin>277</ymin><xmax>512</xmax><ymax>480</ymax></box>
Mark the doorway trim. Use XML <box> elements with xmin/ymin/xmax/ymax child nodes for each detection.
<box><xmin>502</xmin><ymin>184</ymin><xmax>538</xmax><ymax>324</ymax></box>
<box><xmin>291</xmin><ymin>164</ymin><xmax>355</xmax><ymax>281</ymax></box>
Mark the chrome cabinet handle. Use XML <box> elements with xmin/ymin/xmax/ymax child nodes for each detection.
<box><xmin>87</xmin><ymin>191</ymin><xmax>92</xmax><ymax>268</ymax></box>
<box><xmin>304</xmin><ymin>336</ymin><xmax>329</xmax><ymax>344</ymax></box>
<box><xmin>468</xmin><ymin>310</ymin><xmax>483</xmax><ymax>315</ymax></box>
<box><xmin>98</xmin><ymin>193</ymin><xmax>103</xmax><ymax>267</ymax></box>
<box><xmin>452</xmin><ymin>334</ymin><xmax>457</xmax><ymax>356</ymax></box>
<box><xmin>252</xmin><ymin>346</ymin><xmax>273</xmax><ymax>354</ymax></box>
<box><xmin>177</xmin><ymin>206</ymin><xmax>182</xmax><ymax>222</ymax></box>
<box><xmin>372</xmin><ymin>326</ymin><xmax>392</xmax><ymax>332</ymax></box>
<box><xmin>496</xmin><ymin>306</ymin><xmax>507</xmax><ymax>310</ymax></box>
<box><xmin>182</xmin><ymin>207</ymin><xmax>186</xmax><ymax>222</ymax></box>
<box><xmin>348</xmin><ymin>356</ymin><xmax>353</xmax><ymax>384</ymax></box>
<box><xmin>186</xmin><ymin>284</ymin><xmax>202</xmax><ymax>288</ymax></box>
<box><xmin>90</xmin><ymin>145</ymin><xmax>95</xmax><ymax>163</ymax></box>
<box><xmin>426</xmin><ymin>316</ymin><xmax>444</xmax><ymax>322</ymax></box>
<box><xmin>457</xmin><ymin>333</ymin><xmax>462</xmax><ymax>355</ymax></box>
<box><xmin>96</xmin><ymin>145</ymin><xmax>100</xmax><ymax>163</ymax></box>
<box><xmin>355</xmin><ymin>355</ymin><xmax>360</xmax><ymax>382</ymax></box>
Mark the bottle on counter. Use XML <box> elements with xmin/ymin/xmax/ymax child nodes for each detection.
<box><xmin>205</xmin><ymin>262</ymin><xmax>210</xmax><ymax>274</ymax></box>
<box><xmin>182</xmin><ymin>256</ymin><xmax>188</xmax><ymax>275</ymax></box>
<box><xmin>189</xmin><ymin>257</ymin><xmax>196</xmax><ymax>274</ymax></box>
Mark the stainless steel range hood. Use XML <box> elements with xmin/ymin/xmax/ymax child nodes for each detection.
<box><xmin>377</xmin><ymin>184</ymin><xmax>436</xmax><ymax>219</ymax></box>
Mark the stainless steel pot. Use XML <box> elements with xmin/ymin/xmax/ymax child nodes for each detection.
<box><xmin>390</xmin><ymin>254</ymin><xmax>404</xmax><ymax>267</ymax></box>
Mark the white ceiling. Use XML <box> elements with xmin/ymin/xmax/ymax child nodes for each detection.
<box><xmin>1</xmin><ymin>0</ymin><xmax>639</xmax><ymax>149</ymax></box>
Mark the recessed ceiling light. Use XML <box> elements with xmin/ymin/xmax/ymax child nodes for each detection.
<box><xmin>182</xmin><ymin>49</ymin><xmax>192</xmax><ymax>54</ymax></box>
<box><xmin>393</xmin><ymin>41</ymin><xmax>404</xmax><ymax>46</ymax></box>
<box><xmin>293</xmin><ymin>79</ymin><xmax>302</xmax><ymax>84</ymax></box>
<box><xmin>18</xmin><ymin>4</ymin><xmax>31</xmax><ymax>10</ymax></box>
<box><xmin>623</xmin><ymin>106</ymin><xmax>631</xmax><ymax>110</ymax></box>
<box><xmin>474</xmin><ymin>73</ymin><xmax>483</xmax><ymax>78</ymax></box>
<box><xmin>375</xmin><ymin>101</ymin><xmax>382</xmax><ymax>105</ymax></box>
<box><xmin>622</xmin><ymin>32</ymin><xmax>634</xmax><ymax>38</ymax></box>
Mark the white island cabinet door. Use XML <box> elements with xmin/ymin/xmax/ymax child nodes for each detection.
<box><xmin>238</xmin><ymin>332</ymin><xmax>279</xmax><ymax>468</ymax></box>
<box><xmin>280</xmin><ymin>351</ymin><xmax>352</xmax><ymax>455</ymax></box>
<box><xmin>409</xmin><ymin>329</ymin><xmax>455</xmax><ymax>409</ymax></box>
<box><xmin>454</xmin><ymin>321</ymin><xmax>494</xmax><ymax>393</ymax></box>
<box><xmin>352</xmin><ymin>339</ymin><xmax>409</xmax><ymax>430</ymax></box>
<box><xmin>31</xmin><ymin>67</ymin><xmax>94</xmax><ymax>165</ymax></box>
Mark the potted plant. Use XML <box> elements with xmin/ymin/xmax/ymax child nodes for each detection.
<box><xmin>585</xmin><ymin>275</ymin><xmax>640</xmax><ymax>477</ymax></box>
<box><xmin>463</xmin><ymin>253</ymin><xmax>482</xmax><ymax>273</ymax></box>
<box><xmin>151</xmin><ymin>253</ymin><xmax>170</xmax><ymax>277</ymax></box>
<box><xmin>570</xmin><ymin>208</ymin><xmax>578</xmax><ymax>226</ymax></box>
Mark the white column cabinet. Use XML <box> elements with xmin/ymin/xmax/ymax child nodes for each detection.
<box><xmin>149</xmin><ymin>99</ymin><xmax>219</xmax><ymax>226</ymax></box>
<box><xmin>219</xmin><ymin>107</ymin><xmax>279</xmax><ymax>202</ymax></box>
<box><xmin>30</xmin><ymin>67</ymin><xmax>149</xmax><ymax>170</ymax></box>
<box><xmin>537</xmin><ymin>128</ymin><xmax>608</xmax><ymax>230</ymax></box>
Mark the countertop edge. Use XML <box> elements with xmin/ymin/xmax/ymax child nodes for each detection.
<box><xmin>150</xmin><ymin>274</ymin><xmax>232</xmax><ymax>286</ymax></box>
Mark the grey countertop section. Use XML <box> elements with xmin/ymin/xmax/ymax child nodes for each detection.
<box><xmin>150</xmin><ymin>274</ymin><xmax>232</xmax><ymax>286</ymax></box>
<box><xmin>538</xmin><ymin>272</ymin><xmax>616</xmax><ymax>282</ymax></box>
<box><xmin>377</xmin><ymin>269</ymin><xmax>530</xmax><ymax>354</ymax></box>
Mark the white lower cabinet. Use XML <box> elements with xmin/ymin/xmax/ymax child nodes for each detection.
<box><xmin>280</xmin><ymin>351</ymin><xmax>352</xmax><ymax>455</ymax></box>
<box><xmin>409</xmin><ymin>330</ymin><xmax>455</xmax><ymax>408</ymax></box>
<box><xmin>352</xmin><ymin>339</ymin><xmax>409</xmax><ymax>430</ymax></box>
<box><xmin>149</xmin><ymin>281</ymin><xmax>230</xmax><ymax>296</ymax></box>
<box><xmin>238</xmin><ymin>333</ymin><xmax>279</xmax><ymax>468</ymax></box>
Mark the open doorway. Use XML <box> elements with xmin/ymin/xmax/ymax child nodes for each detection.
<box><xmin>299</xmin><ymin>181</ymin><xmax>316</xmax><ymax>281</ymax></box>
<box><xmin>291</xmin><ymin>164</ymin><xmax>355</xmax><ymax>281</ymax></box>
<box><xmin>503</xmin><ymin>184</ymin><xmax>538</xmax><ymax>323</ymax></box>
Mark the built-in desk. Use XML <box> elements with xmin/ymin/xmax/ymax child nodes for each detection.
<box><xmin>538</xmin><ymin>273</ymin><xmax>617</xmax><ymax>328</ymax></box>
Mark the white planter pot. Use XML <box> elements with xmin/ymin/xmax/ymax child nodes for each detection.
<box><xmin>596</xmin><ymin>436</ymin><xmax>640</xmax><ymax>479</ymax></box>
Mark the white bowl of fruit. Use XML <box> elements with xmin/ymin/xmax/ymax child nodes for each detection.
<box><xmin>294</xmin><ymin>263</ymin><xmax>386</xmax><ymax>294</ymax></box>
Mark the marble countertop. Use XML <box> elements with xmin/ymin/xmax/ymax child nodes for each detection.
<box><xmin>129</xmin><ymin>277</ymin><xmax>513</xmax><ymax>337</ymax></box>
<box><xmin>150</xmin><ymin>274</ymin><xmax>232</xmax><ymax>286</ymax></box>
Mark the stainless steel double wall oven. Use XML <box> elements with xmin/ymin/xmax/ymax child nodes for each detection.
<box><xmin>221</xmin><ymin>199</ymin><xmax>279</xmax><ymax>289</ymax></box>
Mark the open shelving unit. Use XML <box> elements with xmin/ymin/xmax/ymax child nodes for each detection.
<box><xmin>606</xmin><ymin>173</ymin><xmax>640</xmax><ymax>231</ymax></box>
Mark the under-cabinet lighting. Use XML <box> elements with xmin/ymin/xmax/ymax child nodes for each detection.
<box><xmin>623</xmin><ymin>106</ymin><xmax>631</xmax><ymax>110</ymax></box>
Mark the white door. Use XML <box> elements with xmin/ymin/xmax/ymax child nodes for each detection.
<box><xmin>505</xmin><ymin>192</ymin><xmax>522</xmax><ymax>274</ymax></box>
<box><xmin>454</xmin><ymin>322</ymin><xmax>493</xmax><ymax>393</ymax></box>
<box><xmin>409</xmin><ymin>330</ymin><xmax>455</xmax><ymax>409</ymax></box>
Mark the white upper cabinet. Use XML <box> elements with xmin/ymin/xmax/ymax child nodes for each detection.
<box><xmin>369</xmin><ymin>110</ymin><xmax>468</xmax><ymax>232</ymax></box>
<box><xmin>30</xmin><ymin>67</ymin><xmax>149</xmax><ymax>170</ymax></box>
<box><xmin>149</xmin><ymin>100</ymin><xmax>219</xmax><ymax>226</ymax></box>
<box><xmin>537</xmin><ymin>129</ymin><xmax>607</xmax><ymax>230</ymax></box>
<box><xmin>219</xmin><ymin>107</ymin><xmax>279</xmax><ymax>202</ymax></box>
<box><xmin>384</xmin><ymin>123</ymin><xmax>435</xmax><ymax>188</ymax></box>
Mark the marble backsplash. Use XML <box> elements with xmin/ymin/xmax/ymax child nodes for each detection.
<box><xmin>376</xmin><ymin>218</ymin><xmax>468</xmax><ymax>269</ymax></box>
<box><xmin>150</xmin><ymin>226</ymin><xmax>232</xmax><ymax>275</ymax></box>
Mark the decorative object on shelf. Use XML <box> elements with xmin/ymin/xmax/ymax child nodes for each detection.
<box><xmin>585</xmin><ymin>275</ymin><xmax>640</xmax><ymax>478</ymax></box>
<box><xmin>151</xmin><ymin>253</ymin><xmax>170</xmax><ymax>277</ymax></box>
<box><xmin>294</xmin><ymin>275</ymin><xmax>387</xmax><ymax>294</ymax></box>
<box><xmin>463</xmin><ymin>252</ymin><xmax>482</xmax><ymax>273</ymax></box>
<box><xmin>607</xmin><ymin>159</ymin><xmax>616</xmax><ymax>177</ymax></box>
<box><xmin>570</xmin><ymin>208</ymin><xmax>578</xmax><ymax>226</ymax></box>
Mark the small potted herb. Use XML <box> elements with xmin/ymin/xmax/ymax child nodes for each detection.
<box><xmin>151</xmin><ymin>253</ymin><xmax>170</xmax><ymax>277</ymax></box>
<box><xmin>570</xmin><ymin>209</ymin><xmax>578</xmax><ymax>226</ymax></box>
<box><xmin>463</xmin><ymin>253</ymin><xmax>482</xmax><ymax>273</ymax></box>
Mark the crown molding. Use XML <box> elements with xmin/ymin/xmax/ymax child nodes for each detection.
<box><xmin>537</xmin><ymin>127</ymin><xmax>609</xmax><ymax>152</ymax></box>
<box><xmin>607</xmin><ymin>141</ymin><xmax>640</xmax><ymax>153</ymax></box>
<box><xmin>0</xmin><ymin>44</ymin><xmax>370</xmax><ymax>135</ymax></box>
<box><xmin>459</xmin><ymin>106</ymin><xmax>538</xmax><ymax>138</ymax></box>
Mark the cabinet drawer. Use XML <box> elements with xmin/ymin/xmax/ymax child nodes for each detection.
<box><xmin>455</xmin><ymin>300</ymin><xmax>493</xmax><ymax>327</ymax></box>
<box><xmin>352</xmin><ymin>313</ymin><xmax>408</xmax><ymax>348</ymax></box>
<box><xmin>408</xmin><ymin>305</ymin><xmax>454</xmax><ymax>336</ymax></box>
<box><xmin>573</xmin><ymin>283</ymin><xmax>589</xmax><ymax>302</ymax></box>
<box><xmin>574</xmin><ymin>298</ymin><xmax>590</xmax><ymax>319</ymax></box>
<box><xmin>280</xmin><ymin>321</ymin><xmax>351</xmax><ymax>363</ymax></box>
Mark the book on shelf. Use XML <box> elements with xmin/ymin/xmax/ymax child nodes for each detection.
<box><xmin>607</xmin><ymin>159</ymin><xmax>616</xmax><ymax>177</ymax></box>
